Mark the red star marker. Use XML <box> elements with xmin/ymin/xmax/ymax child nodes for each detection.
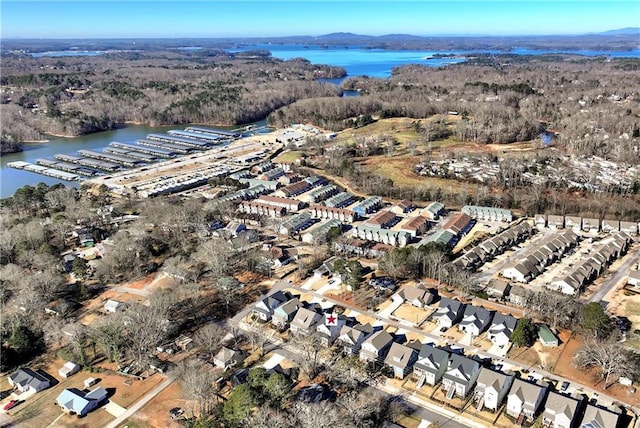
<box><xmin>325</xmin><ymin>313</ymin><xmax>337</xmax><ymax>326</ymax></box>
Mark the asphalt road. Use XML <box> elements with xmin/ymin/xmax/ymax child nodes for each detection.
<box><xmin>588</xmin><ymin>242</ymin><xmax>640</xmax><ymax>303</ymax></box>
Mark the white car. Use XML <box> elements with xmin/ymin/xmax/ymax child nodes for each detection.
<box><xmin>328</xmin><ymin>278</ymin><xmax>341</xmax><ymax>286</ymax></box>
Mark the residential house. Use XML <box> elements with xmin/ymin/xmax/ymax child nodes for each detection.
<box><xmin>601</xmin><ymin>219</ymin><xmax>620</xmax><ymax>233</ymax></box>
<box><xmin>506</xmin><ymin>378</ymin><xmax>548</xmax><ymax>423</ymax></box>
<box><xmin>272</xmin><ymin>298</ymin><xmax>303</xmax><ymax>328</ymax></box>
<box><xmin>442</xmin><ymin>353</ymin><xmax>481</xmax><ymax>398</ymax></box>
<box><xmin>628</xmin><ymin>270</ymin><xmax>640</xmax><ymax>288</ymax></box>
<box><xmin>213</xmin><ymin>347</ymin><xmax>242</xmax><ymax>370</ymax></box>
<box><xmin>422</xmin><ymin>201</ymin><xmax>445</xmax><ymax>220</ymax></box>
<box><xmin>252</xmin><ymin>290</ymin><xmax>293</xmax><ymax>322</ymax></box>
<box><xmin>413</xmin><ymin>344</ymin><xmax>450</xmax><ymax>387</ymax></box>
<box><xmin>316</xmin><ymin>315</ymin><xmax>346</xmax><ymax>346</ymax></box>
<box><xmin>548</xmin><ymin>215</ymin><xmax>565</xmax><ymax>229</ymax></box>
<box><xmin>104</xmin><ymin>299</ymin><xmax>123</xmax><ymax>313</ymax></box>
<box><xmin>509</xmin><ymin>286</ymin><xmax>529</xmax><ymax>306</ymax></box>
<box><xmin>360</xmin><ymin>330</ymin><xmax>394</xmax><ymax>364</ymax></box>
<box><xmin>486</xmin><ymin>280</ymin><xmax>511</xmax><ymax>300</ymax></box>
<box><xmin>580</xmin><ymin>404</ymin><xmax>620</xmax><ymax>428</ymax></box>
<box><xmin>458</xmin><ymin>305</ymin><xmax>494</xmax><ymax>337</ymax></box>
<box><xmin>309</xmin><ymin>204</ymin><xmax>356</xmax><ymax>223</ymax></box>
<box><xmin>535</xmin><ymin>214</ymin><xmax>547</xmax><ymax>229</ymax></box>
<box><xmin>279</xmin><ymin>213</ymin><xmax>315</xmax><ymax>236</ymax></box>
<box><xmin>353</xmin><ymin>196</ymin><xmax>383</xmax><ymax>216</ymax></box>
<box><xmin>488</xmin><ymin>313</ymin><xmax>519</xmax><ymax>347</ymax></box>
<box><xmin>542</xmin><ymin>391</ymin><xmax>581</xmax><ymax>428</ymax></box>
<box><xmin>420</xmin><ymin>229</ymin><xmax>456</xmax><ymax>247</ymax></box>
<box><xmin>302</xmin><ymin>219</ymin><xmax>342</xmax><ymax>244</ymax></box>
<box><xmin>582</xmin><ymin>217</ymin><xmax>600</xmax><ymax>234</ymax></box>
<box><xmin>56</xmin><ymin>387</ymin><xmax>108</xmax><ymax>417</ymax></box>
<box><xmin>462</xmin><ymin>205</ymin><xmax>513</xmax><ymax>222</ymax></box>
<box><xmin>255</xmin><ymin>195</ymin><xmax>302</xmax><ymax>212</ymax></box>
<box><xmin>474</xmin><ymin>367</ymin><xmax>514</xmax><ymax>412</ymax></box>
<box><xmin>274</xmin><ymin>180</ymin><xmax>311</xmax><ymax>198</ymax></box>
<box><xmin>351</xmin><ymin>225</ymin><xmax>411</xmax><ymax>247</ymax></box>
<box><xmin>8</xmin><ymin>368</ymin><xmax>51</xmax><ymax>393</ymax></box>
<box><xmin>385</xmin><ymin>342</ymin><xmax>419</xmax><ymax>379</ymax></box>
<box><xmin>432</xmin><ymin>298</ymin><xmax>465</xmax><ymax>329</ymax></box>
<box><xmin>399</xmin><ymin>215</ymin><xmax>430</xmax><ymax>237</ymax></box>
<box><xmin>390</xmin><ymin>200</ymin><xmax>415</xmax><ymax>215</ymax></box>
<box><xmin>325</xmin><ymin>192</ymin><xmax>354</xmax><ymax>209</ymax></box>
<box><xmin>397</xmin><ymin>287</ymin><xmax>436</xmax><ymax>309</ymax></box>
<box><xmin>564</xmin><ymin>216</ymin><xmax>582</xmax><ymax>233</ymax></box>
<box><xmin>443</xmin><ymin>213</ymin><xmax>473</xmax><ymax>236</ymax></box>
<box><xmin>502</xmin><ymin>260</ymin><xmax>539</xmax><ymax>283</ymax></box>
<box><xmin>239</xmin><ymin>200</ymin><xmax>286</xmax><ymax>217</ymax></box>
<box><xmin>290</xmin><ymin>307</ymin><xmax>323</xmax><ymax>336</ymax></box>
<box><xmin>337</xmin><ymin>323</ymin><xmax>374</xmax><ymax>355</ymax></box>
<box><xmin>366</xmin><ymin>210</ymin><xmax>398</xmax><ymax>228</ymax></box>
<box><xmin>620</xmin><ymin>221</ymin><xmax>638</xmax><ymax>235</ymax></box>
<box><xmin>58</xmin><ymin>361</ymin><xmax>80</xmax><ymax>378</ymax></box>
<box><xmin>538</xmin><ymin>325</ymin><xmax>559</xmax><ymax>347</ymax></box>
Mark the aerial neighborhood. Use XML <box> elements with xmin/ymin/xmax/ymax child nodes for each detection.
<box><xmin>1</xmin><ymin>24</ymin><xmax>640</xmax><ymax>428</ymax></box>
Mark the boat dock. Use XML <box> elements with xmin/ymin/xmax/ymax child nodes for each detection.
<box><xmin>8</xmin><ymin>161</ymin><xmax>81</xmax><ymax>181</ymax></box>
<box><xmin>108</xmin><ymin>142</ymin><xmax>177</xmax><ymax>158</ymax></box>
<box><xmin>54</xmin><ymin>154</ymin><xmax>123</xmax><ymax>172</ymax></box>
<box><xmin>137</xmin><ymin>138</ymin><xmax>194</xmax><ymax>154</ymax></box>
<box><xmin>146</xmin><ymin>133</ymin><xmax>212</xmax><ymax>149</ymax></box>
<box><xmin>77</xmin><ymin>149</ymin><xmax>147</xmax><ymax>167</ymax></box>
<box><xmin>185</xmin><ymin>126</ymin><xmax>240</xmax><ymax>138</ymax></box>
<box><xmin>35</xmin><ymin>159</ymin><xmax>102</xmax><ymax>177</ymax></box>
<box><xmin>103</xmin><ymin>146</ymin><xmax>159</xmax><ymax>162</ymax></box>
<box><xmin>168</xmin><ymin>129</ymin><xmax>223</xmax><ymax>142</ymax></box>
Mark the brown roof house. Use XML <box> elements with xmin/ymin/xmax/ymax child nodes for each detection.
<box><xmin>506</xmin><ymin>378</ymin><xmax>547</xmax><ymax>423</ymax></box>
<box><xmin>397</xmin><ymin>286</ymin><xmax>436</xmax><ymax>309</ymax></box>
<box><xmin>474</xmin><ymin>367</ymin><xmax>515</xmax><ymax>412</ymax></box>
<box><xmin>337</xmin><ymin>323</ymin><xmax>374</xmax><ymax>355</ymax></box>
<box><xmin>359</xmin><ymin>330</ymin><xmax>394</xmax><ymax>364</ymax></box>
<box><xmin>290</xmin><ymin>307</ymin><xmax>323</xmax><ymax>336</ymax></box>
<box><xmin>213</xmin><ymin>347</ymin><xmax>242</xmax><ymax>371</ymax></box>
<box><xmin>542</xmin><ymin>391</ymin><xmax>582</xmax><ymax>428</ymax></box>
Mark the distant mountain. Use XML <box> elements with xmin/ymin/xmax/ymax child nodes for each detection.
<box><xmin>597</xmin><ymin>27</ymin><xmax>640</xmax><ymax>35</ymax></box>
<box><xmin>316</xmin><ymin>32</ymin><xmax>373</xmax><ymax>40</ymax></box>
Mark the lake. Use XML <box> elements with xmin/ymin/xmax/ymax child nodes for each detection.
<box><xmin>230</xmin><ymin>44</ymin><xmax>640</xmax><ymax>78</ymax></box>
<box><xmin>5</xmin><ymin>45</ymin><xmax>639</xmax><ymax>197</ymax></box>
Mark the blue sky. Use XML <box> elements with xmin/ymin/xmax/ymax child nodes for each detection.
<box><xmin>1</xmin><ymin>1</ymin><xmax>639</xmax><ymax>38</ymax></box>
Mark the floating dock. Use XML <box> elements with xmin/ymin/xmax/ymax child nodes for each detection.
<box><xmin>54</xmin><ymin>154</ymin><xmax>123</xmax><ymax>172</ymax></box>
<box><xmin>8</xmin><ymin>161</ymin><xmax>80</xmax><ymax>181</ymax></box>
<box><xmin>137</xmin><ymin>138</ymin><xmax>194</xmax><ymax>154</ymax></box>
<box><xmin>146</xmin><ymin>133</ymin><xmax>212</xmax><ymax>149</ymax></box>
<box><xmin>168</xmin><ymin>129</ymin><xmax>222</xmax><ymax>142</ymax></box>
<box><xmin>77</xmin><ymin>149</ymin><xmax>146</xmax><ymax>167</ymax></box>
<box><xmin>108</xmin><ymin>142</ymin><xmax>177</xmax><ymax>158</ymax></box>
<box><xmin>185</xmin><ymin>126</ymin><xmax>240</xmax><ymax>138</ymax></box>
<box><xmin>103</xmin><ymin>146</ymin><xmax>158</xmax><ymax>162</ymax></box>
<box><xmin>35</xmin><ymin>159</ymin><xmax>102</xmax><ymax>176</ymax></box>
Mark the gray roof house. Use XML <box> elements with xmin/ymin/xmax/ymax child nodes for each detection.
<box><xmin>213</xmin><ymin>347</ymin><xmax>242</xmax><ymax>371</ymax></box>
<box><xmin>542</xmin><ymin>391</ymin><xmax>582</xmax><ymax>428</ymax></box>
<box><xmin>290</xmin><ymin>307</ymin><xmax>323</xmax><ymax>336</ymax></box>
<box><xmin>580</xmin><ymin>404</ymin><xmax>620</xmax><ymax>428</ymax></box>
<box><xmin>316</xmin><ymin>315</ymin><xmax>346</xmax><ymax>346</ymax></box>
<box><xmin>272</xmin><ymin>298</ymin><xmax>303</xmax><ymax>328</ymax></box>
<box><xmin>252</xmin><ymin>290</ymin><xmax>293</xmax><ymax>322</ymax></box>
<box><xmin>413</xmin><ymin>344</ymin><xmax>450</xmax><ymax>387</ymax></box>
<box><xmin>432</xmin><ymin>298</ymin><xmax>465</xmax><ymax>329</ymax></box>
<box><xmin>385</xmin><ymin>342</ymin><xmax>419</xmax><ymax>379</ymax></box>
<box><xmin>488</xmin><ymin>313</ymin><xmax>519</xmax><ymax>347</ymax></box>
<box><xmin>506</xmin><ymin>378</ymin><xmax>548</xmax><ymax>423</ymax></box>
<box><xmin>8</xmin><ymin>368</ymin><xmax>51</xmax><ymax>393</ymax></box>
<box><xmin>474</xmin><ymin>367</ymin><xmax>515</xmax><ymax>412</ymax></box>
<box><xmin>337</xmin><ymin>323</ymin><xmax>373</xmax><ymax>355</ymax></box>
<box><xmin>486</xmin><ymin>279</ymin><xmax>511</xmax><ymax>299</ymax></box>
<box><xmin>442</xmin><ymin>354</ymin><xmax>481</xmax><ymax>398</ymax></box>
<box><xmin>359</xmin><ymin>330</ymin><xmax>394</xmax><ymax>364</ymax></box>
<box><xmin>458</xmin><ymin>305</ymin><xmax>494</xmax><ymax>337</ymax></box>
<box><xmin>398</xmin><ymin>287</ymin><xmax>436</xmax><ymax>308</ymax></box>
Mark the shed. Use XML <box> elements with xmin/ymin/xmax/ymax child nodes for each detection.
<box><xmin>58</xmin><ymin>361</ymin><xmax>80</xmax><ymax>378</ymax></box>
<box><xmin>538</xmin><ymin>325</ymin><xmax>558</xmax><ymax>347</ymax></box>
<box><xmin>104</xmin><ymin>299</ymin><xmax>123</xmax><ymax>313</ymax></box>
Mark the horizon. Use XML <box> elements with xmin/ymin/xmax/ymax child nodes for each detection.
<box><xmin>2</xmin><ymin>1</ymin><xmax>639</xmax><ymax>39</ymax></box>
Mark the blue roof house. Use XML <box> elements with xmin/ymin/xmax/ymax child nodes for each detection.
<box><xmin>56</xmin><ymin>387</ymin><xmax>108</xmax><ymax>416</ymax></box>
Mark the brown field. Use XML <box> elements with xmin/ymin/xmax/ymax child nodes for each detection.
<box><xmin>5</xmin><ymin>353</ymin><xmax>169</xmax><ymax>428</ymax></box>
<box><xmin>125</xmin><ymin>381</ymin><xmax>186</xmax><ymax>428</ymax></box>
<box><xmin>392</xmin><ymin>303</ymin><xmax>432</xmax><ymax>326</ymax></box>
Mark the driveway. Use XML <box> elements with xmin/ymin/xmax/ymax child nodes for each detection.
<box><xmin>103</xmin><ymin>400</ymin><xmax>127</xmax><ymax>417</ymax></box>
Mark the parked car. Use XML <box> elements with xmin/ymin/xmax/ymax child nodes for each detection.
<box><xmin>169</xmin><ymin>407</ymin><xmax>184</xmax><ymax>419</ymax></box>
<box><xmin>3</xmin><ymin>400</ymin><xmax>20</xmax><ymax>411</ymax></box>
<box><xmin>560</xmin><ymin>381</ymin><xmax>570</xmax><ymax>392</ymax></box>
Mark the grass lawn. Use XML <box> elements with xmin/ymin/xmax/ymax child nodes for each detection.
<box><xmin>273</xmin><ymin>150</ymin><xmax>303</xmax><ymax>163</ymax></box>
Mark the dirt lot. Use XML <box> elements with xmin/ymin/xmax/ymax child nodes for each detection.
<box><xmin>392</xmin><ymin>303</ymin><xmax>432</xmax><ymax>326</ymax></box>
<box><xmin>125</xmin><ymin>381</ymin><xmax>186</xmax><ymax>428</ymax></box>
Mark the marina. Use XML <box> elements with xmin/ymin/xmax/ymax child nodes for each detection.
<box><xmin>5</xmin><ymin>125</ymin><xmax>262</xmax><ymax>192</ymax></box>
